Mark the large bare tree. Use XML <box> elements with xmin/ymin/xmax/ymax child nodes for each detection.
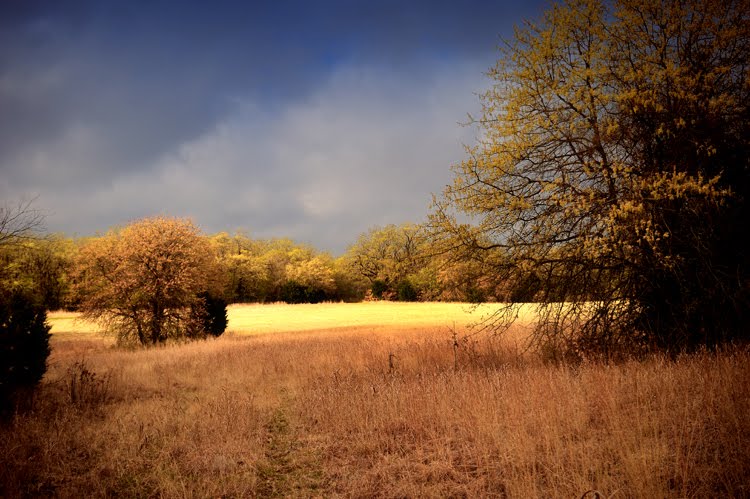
<box><xmin>432</xmin><ymin>0</ymin><xmax>749</xmax><ymax>358</ymax></box>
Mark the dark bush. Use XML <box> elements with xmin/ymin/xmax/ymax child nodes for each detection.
<box><xmin>280</xmin><ymin>281</ymin><xmax>327</xmax><ymax>304</ymax></box>
<box><xmin>281</xmin><ymin>281</ymin><xmax>308</xmax><ymax>304</ymax></box>
<box><xmin>0</xmin><ymin>289</ymin><xmax>50</xmax><ymax>418</ymax></box>
<box><xmin>193</xmin><ymin>292</ymin><xmax>227</xmax><ymax>337</ymax></box>
<box><xmin>305</xmin><ymin>287</ymin><xmax>327</xmax><ymax>304</ymax></box>
<box><xmin>396</xmin><ymin>280</ymin><xmax>418</xmax><ymax>302</ymax></box>
<box><xmin>509</xmin><ymin>272</ymin><xmax>542</xmax><ymax>303</ymax></box>
<box><xmin>371</xmin><ymin>280</ymin><xmax>389</xmax><ymax>300</ymax></box>
<box><xmin>464</xmin><ymin>286</ymin><xmax>486</xmax><ymax>304</ymax></box>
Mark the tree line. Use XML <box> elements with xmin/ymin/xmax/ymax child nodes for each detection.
<box><xmin>0</xmin><ymin>218</ymin><xmax>529</xmax><ymax>314</ymax></box>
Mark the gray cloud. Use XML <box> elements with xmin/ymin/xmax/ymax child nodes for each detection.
<box><xmin>13</xmin><ymin>61</ymin><xmax>484</xmax><ymax>253</ymax></box>
<box><xmin>0</xmin><ymin>0</ymin><xmax>548</xmax><ymax>252</ymax></box>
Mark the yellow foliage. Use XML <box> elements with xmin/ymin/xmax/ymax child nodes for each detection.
<box><xmin>432</xmin><ymin>0</ymin><xmax>750</xmax><ymax>355</ymax></box>
<box><xmin>75</xmin><ymin>216</ymin><xmax>219</xmax><ymax>345</ymax></box>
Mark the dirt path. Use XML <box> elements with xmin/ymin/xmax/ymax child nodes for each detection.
<box><xmin>256</xmin><ymin>396</ymin><xmax>326</xmax><ymax>497</ymax></box>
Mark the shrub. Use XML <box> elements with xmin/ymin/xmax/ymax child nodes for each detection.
<box><xmin>67</xmin><ymin>361</ymin><xmax>113</xmax><ymax>410</ymax></box>
<box><xmin>370</xmin><ymin>280</ymin><xmax>389</xmax><ymax>300</ymax></box>
<box><xmin>0</xmin><ymin>289</ymin><xmax>50</xmax><ymax>418</ymax></box>
<box><xmin>196</xmin><ymin>292</ymin><xmax>228</xmax><ymax>337</ymax></box>
<box><xmin>396</xmin><ymin>280</ymin><xmax>418</xmax><ymax>302</ymax></box>
<box><xmin>280</xmin><ymin>281</ymin><xmax>328</xmax><ymax>304</ymax></box>
<box><xmin>464</xmin><ymin>286</ymin><xmax>486</xmax><ymax>304</ymax></box>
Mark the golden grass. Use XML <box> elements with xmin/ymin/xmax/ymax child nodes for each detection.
<box><xmin>225</xmin><ymin>301</ymin><xmax>534</xmax><ymax>335</ymax></box>
<box><xmin>49</xmin><ymin>302</ymin><xmax>537</xmax><ymax>337</ymax></box>
<box><xmin>3</xmin><ymin>303</ymin><xmax>748</xmax><ymax>497</ymax></box>
<box><xmin>47</xmin><ymin>310</ymin><xmax>103</xmax><ymax>335</ymax></box>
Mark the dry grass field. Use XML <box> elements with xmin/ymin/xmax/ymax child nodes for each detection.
<box><xmin>2</xmin><ymin>303</ymin><xmax>748</xmax><ymax>497</ymax></box>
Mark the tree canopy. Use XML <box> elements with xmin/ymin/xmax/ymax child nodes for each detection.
<box><xmin>342</xmin><ymin>224</ymin><xmax>445</xmax><ymax>300</ymax></box>
<box><xmin>432</xmin><ymin>0</ymin><xmax>750</xmax><ymax>357</ymax></box>
<box><xmin>75</xmin><ymin>217</ymin><xmax>225</xmax><ymax>345</ymax></box>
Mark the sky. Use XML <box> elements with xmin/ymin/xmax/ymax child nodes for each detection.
<box><xmin>1</xmin><ymin>0</ymin><xmax>548</xmax><ymax>254</ymax></box>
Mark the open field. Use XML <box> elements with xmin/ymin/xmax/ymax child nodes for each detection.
<box><xmin>226</xmin><ymin>301</ymin><xmax>507</xmax><ymax>335</ymax></box>
<box><xmin>46</xmin><ymin>310</ymin><xmax>104</xmax><ymax>335</ymax></box>
<box><xmin>48</xmin><ymin>301</ymin><xmax>536</xmax><ymax>337</ymax></box>
<box><xmin>3</xmin><ymin>303</ymin><xmax>749</xmax><ymax>497</ymax></box>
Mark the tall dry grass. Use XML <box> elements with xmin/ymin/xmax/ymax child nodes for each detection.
<box><xmin>1</xmin><ymin>314</ymin><xmax>748</xmax><ymax>497</ymax></box>
<box><xmin>300</xmin><ymin>341</ymin><xmax>750</xmax><ymax>497</ymax></box>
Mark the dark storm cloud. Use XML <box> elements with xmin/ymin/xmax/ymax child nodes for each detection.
<box><xmin>0</xmin><ymin>0</ymin><xmax>549</xmax><ymax>252</ymax></box>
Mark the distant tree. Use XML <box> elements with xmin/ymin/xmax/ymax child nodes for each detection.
<box><xmin>210</xmin><ymin>232</ymin><xmax>271</xmax><ymax>302</ymax></box>
<box><xmin>432</xmin><ymin>0</ymin><xmax>750</xmax><ymax>357</ymax></box>
<box><xmin>75</xmin><ymin>217</ymin><xmax>225</xmax><ymax>346</ymax></box>
<box><xmin>346</xmin><ymin>224</ymin><xmax>427</xmax><ymax>298</ymax></box>
<box><xmin>284</xmin><ymin>254</ymin><xmax>337</xmax><ymax>303</ymax></box>
<box><xmin>0</xmin><ymin>236</ymin><xmax>77</xmax><ymax>311</ymax></box>
<box><xmin>434</xmin><ymin>255</ymin><xmax>501</xmax><ymax>303</ymax></box>
<box><xmin>260</xmin><ymin>239</ymin><xmax>310</xmax><ymax>302</ymax></box>
<box><xmin>332</xmin><ymin>256</ymin><xmax>369</xmax><ymax>302</ymax></box>
<box><xmin>210</xmin><ymin>232</ymin><xmax>360</xmax><ymax>304</ymax></box>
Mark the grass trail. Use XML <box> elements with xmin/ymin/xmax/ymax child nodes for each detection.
<box><xmin>256</xmin><ymin>398</ymin><xmax>326</xmax><ymax>497</ymax></box>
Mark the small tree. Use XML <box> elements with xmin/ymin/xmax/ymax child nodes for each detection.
<box><xmin>202</xmin><ymin>292</ymin><xmax>228</xmax><ymax>337</ymax></box>
<box><xmin>75</xmin><ymin>217</ymin><xmax>224</xmax><ymax>346</ymax></box>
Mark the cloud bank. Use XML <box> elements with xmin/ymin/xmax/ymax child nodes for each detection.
<box><xmin>0</xmin><ymin>0</ymin><xmax>547</xmax><ymax>253</ymax></box>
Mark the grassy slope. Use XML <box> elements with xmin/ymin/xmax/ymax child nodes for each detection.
<box><xmin>4</xmin><ymin>303</ymin><xmax>748</xmax><ymax>497</ymax></box>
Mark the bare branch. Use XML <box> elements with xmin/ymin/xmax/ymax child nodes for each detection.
<box><xmin>0</xmin><ymin>196</ymin><xmax>45</xmax><ymax>246</ymax></box>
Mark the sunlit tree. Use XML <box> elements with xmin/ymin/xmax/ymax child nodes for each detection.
<box><xmin>75</xmin><ymin>217</ymin><xmax>224</xmax><ymax>345</ymax></box>
<box><xmin>283</xmin><ymin>254</ymin><xmax>337</xmax><ymax>303</ymax></box>
<box><xmin>345</xmin><ymin>224</ymin><xmax>427</xmax><ymax>299</ymax></box>
<box><xmin>432</xmin><ymin>0</ymin><xmax>749</xmax><ymax>357</ymax></box>
<box><xmin>0</xmin><ymin>236</ymin><xmax>77</xmax><ymax>311</ymax></box>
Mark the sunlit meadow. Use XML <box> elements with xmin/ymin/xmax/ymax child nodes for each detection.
<box><xmin>1</xmin><ymin>303</ymin><xmax>748</xmax><ymax>497</ymax></box>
